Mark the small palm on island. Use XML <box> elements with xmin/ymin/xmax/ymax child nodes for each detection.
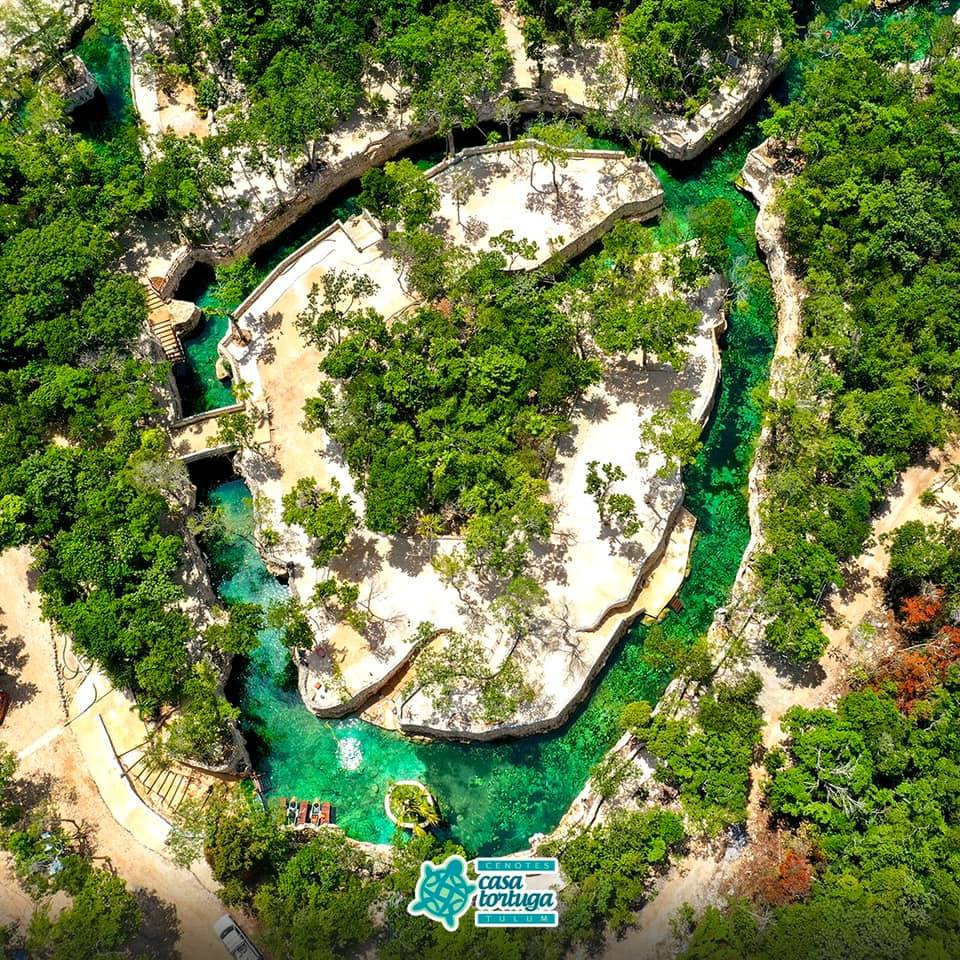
<box><xmin>387</xmin><ymin>781</ymin><xmax>441</xmax><ymax>835</ymax></box>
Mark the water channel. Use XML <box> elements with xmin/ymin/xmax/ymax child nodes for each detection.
<box><xmin>190</xmin><ymin>125</ymin><xmax>776</xmax><ymax>855</ymax></box>
<box><xmin>73</xmin><ymin>0</ymin><xmax>958</xmax><ymax>855</ymax></box>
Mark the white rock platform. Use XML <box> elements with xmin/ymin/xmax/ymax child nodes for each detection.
<box><xmin>219</xmin><ymin>142</ymin><xmax>725</xmax><ymax>739</ymax></box>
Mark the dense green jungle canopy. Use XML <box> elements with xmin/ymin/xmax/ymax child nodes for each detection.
<box><xmin>3</xmin><ymin>1</ymin><xmax>960</xmax><ymax>957</ymax></box>
<box><xmin>753</xmin><ymin>28</ymin><xmax>960</xmax><ymax>663</ymax></box>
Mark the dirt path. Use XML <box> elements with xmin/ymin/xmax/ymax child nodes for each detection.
<box><xmin>608</xmin><ymin>443</ymin><xmax>960</xmax><ymax>959</ymax></box>
<box><xmin>0</xmin><ymin>547</ymin><xmax>230</xmax><ymax>959</ymax></box>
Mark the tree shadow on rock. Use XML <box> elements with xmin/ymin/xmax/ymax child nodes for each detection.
<box><xmin>758</xmin><ymin>643</ymin><xmax>827</xmax><ymax>688</ymax></box>
<box><xmin>385</xmin><ymin>536</ymin><xmax>432</xmax><ymax>577</ymax></box>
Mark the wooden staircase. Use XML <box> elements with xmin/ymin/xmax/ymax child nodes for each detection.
<box><xmin>124</xmin><ymin>751</ymin><xmax>210</xmax><ymax>817</ymax></box>
<box><xmin>145</xmin><ymin>285</ymin><xmax>165</xmax><ymax>312</ymax></box>
<box><xmin>144</xmin><ymin>282</ymin><xmax>185</xmax><ymax>362</ymax></box>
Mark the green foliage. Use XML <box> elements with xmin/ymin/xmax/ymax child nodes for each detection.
<box><xmin>164</xmin><ymin>662</ymin><xmax>241</xmax><ymax>766</ymax></box>
<box><xmin>753</xmin><ymin>29</ymin><xmax>960</xmax><ymax>664</ymax></box>
<box><xmin>682</xmin><ymin>888</ymin><xmax>960</xmax><ymax>960</ymax></box>
<box><xmin>690</xmin><ymin>198</ymin><xmax>734</xmax><ymax>273</ymax></box>
<box><xmin>6</xmin><ymin>823</ymin><xmax>75</xmax><ymax>898</ymax></box>
<box><xmin>384</xmin><ymin>2</ymin><xmax>510</xmax><ymax>153</ymax></box>
<box><xmin>212</xmin><ymin>256</ymin><xmax>260</xmax><ymax>313</ymax></box>
<box><xmin>576</xmin><ymin>221</ymin><xmax>700</xmax><ymax>367</ymax></box>
<box><xmin>196</xmin><ymin>74</ymin><xmax>219</xmax><ymax>111</ymax></box>
<box><xmin>887</xmin><ymin>520</ymin><xmax>959</xmax><ymax>589</ymax></box>
<box><xmin>266</xmin><ymin>596</ymin><xmax>316</xmax><ymax>650</ymax></box>
<box><xmin>0</xmin><ymin>744</ymin><xmax>147</xmax><ymax>957</ymax></box>
<box><xmin>521</xmin><ymin>16</ymin><xmax>547</xmax><ymax>83</ymax></box>
<box><xmin>683</xmin><ymin>675</ymin><xmax>960</xmax><ymax>959</ymax></box>
<box><xmin>121</xmin><ymin>0</ymin><xmax>510</xmax><ymax>163</ymax></box>
<box><xmin>0</xmin><ymin>742</ymin><xmax>15</xmax><ymax>799</ymax></box>
<box><xmin>523</xmin><ymin>119</ymin><xmax>592</xmax><ymax>198</ymax></box>
<box><xmin>254</xmin><ymin>830</ymin><xmax>379</xmax><ymax>959</ymax></box>
<box><xmin>214</xmin><ymin>409</ymin><xmax>257</xmax><ymax>450</ymax></box>
<box><xmin>281</xmin><ymin>477</ymin><xmax>357</xmax><ymax>566</ymax></box>
<box><xmin>295</xmin><ymin>268</ymin><xmax>379</xmax><ymax>352</ymax></box>
<box><xmin>359</xmin><ymin>160</ymin><xmax>440</xmax><ymax>232</ymax></box>
<box><xmin>204</xmin><ymin>601</ymin><xmax>264</xmax><ymax>655</ymax></box>
<box><xmin>409</xmin><ymin>632</ymin><xmax>536</xmax><ymax>725</ymax></box>
<box><xmin>589</xmin><ymin>753</ymin><xmax>636</xmax><ymax>801</ymax></box>
<box><xmin>541</xmin><ymin>809</ymin><xmax>684</xmax><ymax>942</ymax></box>
<box><xmin>143</xmin><ymin>131</ymin><xmax>230</xmax><ymax>224</ymax></box>
<box><xmin>167</xmin><ymin>786</ymin><xmax>288</xmax><ymax>893</ymax></box>
<box><xmin>388</xmin><ymin>783</ymin><xmax>441</xmax><ymax>832</ymax></box>
<box><xmin>311</xmin><ymin>576</ymin><xmax>369</xmax><ymax>633</ymax></box>
<box><xmin>26</xmin><ymin>869</ymin><xmax>142</xmax><ymax>960</ymax></box>
<box><xmin>619</xmin><ymin>0</ymin><xmax>792</xmax><ymax>111</ymax></box>
<box><xmin>491</xmin><ymin>574</ymin><xmax>546</xmax><ymax>636</ymax></box>
<box><xmin>249</xmin><ymin>50</ymin><xmax>356</xmax><ymax>166</ymax></box>
<box><xmin>298</xmin><ymin>220</ymin><xmax>704</xmax><ymax>592</ymax></box>
<box><xmin>619</xmin><ymin>700</ymin><xmax>653</xmax><ymax>735</ymax></box>
<box><xmin>0</xmin><ymin>79</ymin><xmax>200</xmax><ymax>709</ymax></box>
<box><xmin>0</xmin><ymin>493</ymin><xmax>28</xmax><ymax>548</ymax></box>
<box><xmin>308</xmin><ymin>235</ymin><xmax>600</xmax><ymax>549</ymax></box>
<box><xmin>647</xmin><ymin>673</ymin><xmax>762</xmax><ymax>834</ymax></box>
<box><xmin>639</xmin><ymin>389</ymin><xmax>704</xmax><ymax>477</ymax></box>
<box><xmin>585</xmin><ymin>461</ymin><xmax>640</xmax><ymax>538</ymax></box>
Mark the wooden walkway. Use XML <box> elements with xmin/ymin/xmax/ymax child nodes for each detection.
<box><xmin>122</xmin><ymin>750</ymin><xmax>212</xmax><ymax>818</ymax></box>
<box><xmin>145</xmin><ymin>283</ymin><xmax>186</xmax><ymax>362</ymax></box>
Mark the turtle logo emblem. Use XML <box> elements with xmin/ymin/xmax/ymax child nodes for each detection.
<box><xmin>407</xmin><ymin>854</ymin><xmax>478</xmax><ymax>931</ymax></box>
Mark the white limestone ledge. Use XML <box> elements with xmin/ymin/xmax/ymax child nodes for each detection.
<box><xmin>219</xmin><ymin>145</ymin><xmax>690</xmax><ymax>735</ymax></box>
<box><xmin>734</xmin><ymin>137</ymin><xmax>803</xmax><ymax>600</ymax></box>
<box><xmin>128</xmin><ymin>14</ymin><xmax>782</xmax><ymax>297</ymax></box>
<box><xmin>646</xmin><ymin>54</ymin><xmax>783</xmax><ymax>161</ymax></box>
<box><xmin>215</xmin><ymin>145</ymin><xmax>732</xmax><ymax>741</ymax></box>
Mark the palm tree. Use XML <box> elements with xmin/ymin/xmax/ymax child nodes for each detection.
<box><xmin>415</xmin><ymin>512</ymin><xmax>443</xmax><ymax>556</ymax></box>
<box><xmin>415</xmin><ymin>795</ymin><xmax>441</xmax><ymax>827</ymax></box>
<box><xmin>936</xmin><ymin>462</ymin><xmax>960</xmax><ymax>492</ymax></box>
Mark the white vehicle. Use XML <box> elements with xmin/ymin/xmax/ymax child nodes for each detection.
<box><xmin>213</xmin><ymin>915</ymin><xmax>264</xmax><ymax>960</ymax></box>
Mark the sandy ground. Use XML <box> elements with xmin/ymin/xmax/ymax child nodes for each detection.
<box><xmin>0</xmin><ymin>548</ymin><xmax>231</xmax><ymax>960</ymax></box>
<box><xmin>429</xmin><ymin>146</ymin><xmax>661</xmax><ymax>269</ymax></box>
<box><xmin>157</xmin><ymin>82</ymin><xmax>209</xmax><ymax>139</ymax></box>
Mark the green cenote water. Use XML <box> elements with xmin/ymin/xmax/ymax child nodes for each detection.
<box><xmin>72</xmin><ymin>29</ymin><xmax>135</xmax><ymax>140</ymax></box>
<box><xmin>76</xmin><ymin>1</ymin><xmax>956</xmax><ymax>855</ymax></box>
<box><xmin>196</xmin><ymin>124</ymin><xmax>775</xmax><ymax>855</ymax></box>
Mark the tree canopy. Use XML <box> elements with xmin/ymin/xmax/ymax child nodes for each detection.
<box><xmin>0</xmin><ymin>84</ymin><xmax>196</xmax><ymax>710</ymax></box>
<box><xmin>753</xmin><ymin>29</ymin><xmax>960</xmax><ymax>663</ymax></box>
<box><xmin>297</xmin><ymin>218</ymin><xmax>703</xmax><ymax>588</ymax></box>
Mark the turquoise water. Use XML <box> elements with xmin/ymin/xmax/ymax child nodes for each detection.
<box><xmin>177</xmin><ymin>310</ymin><xmax>234</xmax><ymax>416</ymax></box>
<box><xmin>73</xmin><ymin>29</ymin><xmax>135</xmax><ymax>140</ymax></box>
<box><xmin>198</xmin><ymin>118</ymin><xmax>775</xmax><ymax>855</ymax></box>
<box><xmin>193</xmin><ymin>0</ymin><xmax>953</xmax><ymax>856</ymax></box>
